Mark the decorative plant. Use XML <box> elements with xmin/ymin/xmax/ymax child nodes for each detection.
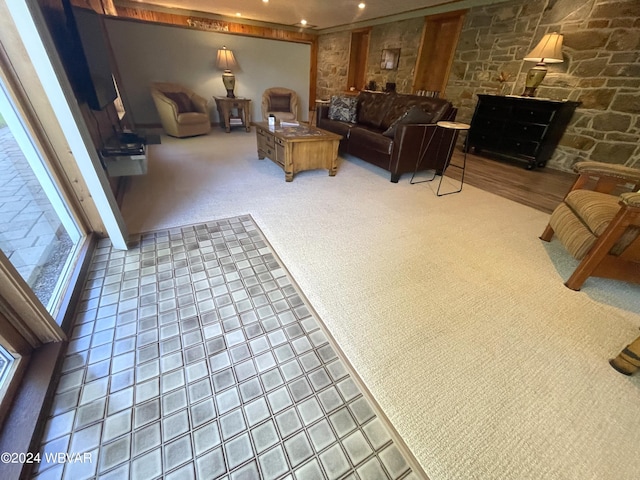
<box><xmin>496</xmin><ymin>71</ymin><xmax>511</xmax><ymax>83</ymax></box>
<box><xmin>496</xmin><ymin>71</ymin><xmax>511</xmax><ymax>95</ymax></box>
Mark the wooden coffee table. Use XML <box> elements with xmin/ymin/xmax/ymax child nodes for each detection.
<box><xmin>255</xmin><ymin>122</ymin><xmax>341</xmax><ymax>181</ymax></box>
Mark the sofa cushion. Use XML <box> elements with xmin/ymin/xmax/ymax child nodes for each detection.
<box><xmin>382</xmin><ymin>105</ymin><xmax>435</xmax><ymax>138</ymax></box>
<box><xmin>380</xmin><ymin>95</ymin><xmax>452</xmax><ymax>130</ymax></box>
<box><xmin>328</xmin><ymin>95</ymin><xmax>357</xmax><ymax>123</ymax></box>
<box><xmin>269</xmin><ymin>93</ymin><xmax>291</xmax><ymax>112</ymax></box>
<box><xmin>348</xmin><ymin>126</ymin><xmax>393</xmax><ymax>155</ymax></box>
<box><xmin>317</xmin><ymin>118</ymin><xmax>353</xmax><ymax>138</ymax></box>
<box><xmin>357</xmin><ymin>91</ymin><xmax>394</xmax><ymax>128</ymax></box>
<box><xmin>164</xmin><ymin>91</ymin><xmax>194</xmax><ymax>113</ymax></box>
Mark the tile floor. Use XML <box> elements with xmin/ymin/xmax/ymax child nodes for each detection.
<box><xmin>33</xmin><ymin>216</ymin><xmax>419</xmax><ymax>479</ymax></box>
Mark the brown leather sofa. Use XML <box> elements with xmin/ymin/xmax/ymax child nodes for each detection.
<box><xmin>317</xmin><ymin>90</ymin><xmax>458</xmax><ymax>182</ymax></box>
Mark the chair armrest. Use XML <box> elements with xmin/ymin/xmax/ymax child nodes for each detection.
<box><xmin>574</xmin><ymin>161</ymin><xmax>640</xmax><ymax>185</ymax></box>
<box><xmin>152</xmin><ymin>93</ymin><xmax>179</xmax><ymax>120</ymax></box>
<box><xmin>189</xmin><ymin>93</ymin><xmax>208</xmax><ymax>114</ymax></box>
<box><xmin>620</xmin><ymin>192</ymin><xmax>640</xmax><ymax>208</ymax></box>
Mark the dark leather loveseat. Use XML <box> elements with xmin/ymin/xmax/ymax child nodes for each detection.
<box><xmin>317</xmin><ymin>90</ymin><xmax>458</xmax><ymax>182</ymax></box>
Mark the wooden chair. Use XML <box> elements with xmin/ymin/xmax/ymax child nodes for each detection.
<box><xmin>540</xmin><ymin>161</ymin><xmax>640</xmax><ymax>290</ymax></box>
<box><xmin>610</xmin><ymin>335</ymin><xmax>640</xmax><ymax>375</ymax></box>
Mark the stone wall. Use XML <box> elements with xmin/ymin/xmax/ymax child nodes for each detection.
<box><xmin>364</xmin><ymin>18</ymin><xmax>424</xmax><ymax>94</ymax></box>
<box><xmin>316</xmin><ymin>18</ymin><xmax>424</xmax><ymax>100</ymax></box>
<box><xmin>446</xmin><ymin>0</ymin><xmax>640</xmax><ymax>170</ymax></box>
<box><xmin>316</xmin><ymin>0</ymin><xmax>640</xmax><ymax>171</ymax></box>
<box><xmin>316</xmin><ymin>31</ymin><xmax>351</xmax><ymax>100</ymax></box>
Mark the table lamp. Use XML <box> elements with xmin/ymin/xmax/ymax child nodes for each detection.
<box><xmin>216</xmin><ymin>46</ymin><xmax>238</xmax><ymax>98</ymax></box>
<box><xmin>522</xmin><ymin>33</ymin><xmax>563</xmax><ymax>97</ymax></box>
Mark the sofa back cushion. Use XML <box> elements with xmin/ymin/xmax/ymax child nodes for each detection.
<box><xmin>380</xmin><ymin>95</ymin><xmax>452</xmax><ymax>130</ymax></box>
<box><xmin>357</xmin><ymin>91</ymin><xmax>394</xmax><ymax>128</ymax></box>
<box><xmin>382</xmin><ymin>106</ymin><xmax>435</xmax><ymax>138</ymax></box>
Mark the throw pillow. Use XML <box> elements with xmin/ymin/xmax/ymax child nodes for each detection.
<box><xmin>382</xmin><ymin>105</ymin><xmax>434</xmax><ymax>138</ymax></box>
<box><xmin>164</xmin><ymin>91</ymin><xmax>194</xmax><ymax>113</ymax></box>
<box><xmin>328</xmin><ymin>95</ymin><xmax>357</xmax><ymax>123</ymax></box>
<box><xmin>269</xmin><ymin>93</ymin><xmax>292</xmax><ymax>112</ymax></box>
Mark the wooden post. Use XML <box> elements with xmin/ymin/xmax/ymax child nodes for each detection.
<box><xmin>610</xmin><ymin>335</ymin><xmax>640</xmax><ymax>375</ymax></box>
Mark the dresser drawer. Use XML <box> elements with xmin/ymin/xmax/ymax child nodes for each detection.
<box><xmin>477</xmin><ymin>103</ymin><xmax>511</xmax><ymax>118</ymax></box>
<box><xmin>469</xmin><ymin>131</ymin><xmax>502</xmax><ymax>149</ymax></box>
<box><xmin>472</xmin><ymin>116</ymin><xmax>506</xmax><ymax>132</ymax></box>
<box><xmin>513</xmin><ymin>106</ymin><xmax>555</xmax><ymax>124</ymax></box>
<box><xmin>505</xmin><ymin>122</ymin><xmax>547</xmax><ymax>140</ymax></box>
<box><xmin>502</xmin><ymin>138</ymin><xmax>540</xmax><ymax>157</ymax></box>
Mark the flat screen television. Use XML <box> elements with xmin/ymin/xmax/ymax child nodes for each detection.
<box><xmin>37</xmin><ymin>0</ymin><xmax>118</xmax><ymax>111</ymax></box>
<box><xmin>69</xmin><ymin>6</ymin><xmax>118</xmax><ymax>110</ymax></box>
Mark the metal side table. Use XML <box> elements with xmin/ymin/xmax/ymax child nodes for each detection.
<box><xmin>410</xmin><ymin>121</ymin><xmax>470</xmax><ymax>196</ymax></box>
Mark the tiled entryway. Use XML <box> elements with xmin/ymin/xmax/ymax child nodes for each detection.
<box><xmin>33</xmin><ymin>216</ymin><xmax>419</xmax><ymax>479</ymax></box>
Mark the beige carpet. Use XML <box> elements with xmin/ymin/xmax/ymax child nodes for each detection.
<box><xmin>121</xmin><ymin>131</ymin><xmax>640</xmax><ymax>480</ymax></box>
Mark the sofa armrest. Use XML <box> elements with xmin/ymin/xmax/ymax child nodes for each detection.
<box><xmin>391</xmin><ymin>123</ymin><xmax>454</xmax><ymax>176</ymax></box>
<box><xmin>317</xmin><ymin>103</ymin><xmax>330</xmax><ymax>121</ymax></box>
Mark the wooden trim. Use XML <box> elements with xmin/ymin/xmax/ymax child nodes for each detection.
<box><xmin>412</xmin><ymin>9</ymin><xmax>466</xmax><ymax>95</ymax></box>
<box><xmin>347</xmin><ymin>28</ymin><xmax>371</xmax><ymax>92</ymax></box>
<box><xmin>0</xmin><ymin>1</ymin><xmax>104</xmax><ymax>236</ymax></box>
<box><xmin>55</xmin><ymin>234</ymin><xmax>97</xmax><ymax>332</ymax></box>
<box><xmin>0</xmin><ymin>251</ymin><xmax>65</xmax><ymax>346</ymax></box>
<box><xmin>113</xmin><ymin>6</ymin><xmax>317</xmax><ymax>44</ymax></box>
<box><xmin>0</xmin><ymin>355</ymin><xmax>27</xmax><ymax>432</ymax></box>
<box><xmin>0</xmin><ymin>341</ymin><xmax>65</xmax><ymax>480</ymax></box>
<box><xmin>309</xmin><ymin>39</ymin><xmax>318</xmax><ymax>107</ymax></box>
<box><xmin>0</xmin><ymin>311</ymin><xmax>31</xmax><ymax>357</ymax></box>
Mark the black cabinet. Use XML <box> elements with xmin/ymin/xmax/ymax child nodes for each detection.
<box><xmin>467</xmin><ymin>94</ymin><xmax>580</xmax><ymax>169</ymax></box>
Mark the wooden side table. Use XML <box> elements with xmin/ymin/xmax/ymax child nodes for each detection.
<box><xmin>214</xmin><ymin>97</ymin><xmax>252</xmax><ymax>133</ymax></box>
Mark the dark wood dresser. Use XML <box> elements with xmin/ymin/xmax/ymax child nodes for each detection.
<box><xmin>467</xmin><ymin>94</ymin><xmax>580</xmax><ymax>169</ymax></box>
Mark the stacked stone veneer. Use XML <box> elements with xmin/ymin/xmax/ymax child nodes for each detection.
<box><xmin>316</xmin><ymin>0</ymin><xmax>640</xmax><ymax>171</ymax></box>
<box><xmin>316</xmin><ymin>18</ymin><xmax>424</xmax><ymax>100</ymax></box>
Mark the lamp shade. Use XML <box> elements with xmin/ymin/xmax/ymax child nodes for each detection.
<box><xmin>216</xmin><ymin>46</ymin><xmax>238</xmax><ymax>71</ymax></box>
<box><xmin>524</xmin><ymin>33</ymin><xmax>564</xmax><ymax>63</ymax></box>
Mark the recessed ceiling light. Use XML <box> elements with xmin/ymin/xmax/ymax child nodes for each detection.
<box><xmin>300</xmin><ymin>19</ymin><xmax>307</xmax><ymax>25</ymax></box>
<box><xmin>358</xmin><ymin>2</ymin><xmax>366</xmax><ymax>8</ymax></box>
<box><xmin>263</xmin><ymin>0</ymin><xmax>269</xmax><ymax>3</ymax></box>
<box><xmin>236</xmin><ymin>12</ymin><xmax>241</xmax><ymax>16</ymax></box>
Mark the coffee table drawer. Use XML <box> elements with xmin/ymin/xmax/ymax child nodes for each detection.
<box><xmin>276</xmin><ymin>141</ymin><xmax>285</xmax><ymax>166</ymax></box>
<box><xmin>257</xmin><ymin>127</ymin><xmax>275</xmax><ymax>148</ymax></box>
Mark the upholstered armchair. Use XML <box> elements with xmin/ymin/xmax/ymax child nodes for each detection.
<box><xmin>261</xmin><ymin>87</ymin><xmax>299</xmax><ymax>122</ymax></box>
<box><xmin>150</xmin><ymin>82</ymin><xmax>211</xmax><ymax>137</ymax></box>
<box><xmin>540</xmin><ymin>161</ymin><xmax>640</xmax><ymax>290</ymax></box>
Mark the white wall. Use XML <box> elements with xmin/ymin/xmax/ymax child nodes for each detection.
<box><xmin>104</xmin><ymin>19</ymin><xmax>311</xmax><ymax>126</ymax></box>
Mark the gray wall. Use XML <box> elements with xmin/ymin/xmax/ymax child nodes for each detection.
<box><xmin>104</xmin><ymin>19</ymin><xmax>311</xmax><ymax>126</ymax></box>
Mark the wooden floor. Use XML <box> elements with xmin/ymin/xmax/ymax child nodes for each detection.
<box><xmin>446</xmin><ymin>150</ymin><xmax>576</xmax><ymax>214</ymax></box>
